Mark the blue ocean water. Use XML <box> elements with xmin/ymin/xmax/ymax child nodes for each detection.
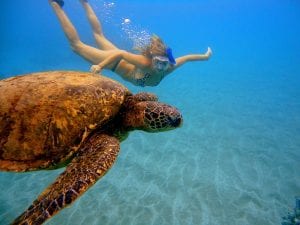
<box><xmin>0</xmin><ymin>0</ymin><xmax>300</xmax><ymax>224</ymax></box>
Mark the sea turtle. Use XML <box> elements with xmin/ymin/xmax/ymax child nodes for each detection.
<box><xmin>0</xmin><ymin>71</ymin><xmax>183</xmax><ymax>225</ymax></box>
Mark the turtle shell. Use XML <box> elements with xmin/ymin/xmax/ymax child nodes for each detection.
<box><xmin>0</xmin><ymin>71</ymin><xmax>130</xmax><ymax>171</ymax></box>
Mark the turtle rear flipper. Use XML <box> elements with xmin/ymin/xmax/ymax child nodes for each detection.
<box><xmin>11</xmin><ymin>134</ymin><xmax>120</xmax><ymax>225</ymax></box>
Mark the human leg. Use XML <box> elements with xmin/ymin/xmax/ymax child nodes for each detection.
<box><xmin>79</xmin><ymin>0</ymin><xmax>118</xmax><ymax>50</ymax></box>
<box><xmin>49</xmin><ymin>0</ymin><xmax>84</xmax><ymax>49</ymax></box>
<box><xmin>49</xmin><ymin>0</ymin><xmax>114</xmax><ymax>66</ymax></box>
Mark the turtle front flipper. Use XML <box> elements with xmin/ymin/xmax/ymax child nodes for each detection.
<box><xmin>11</xmin><ymin>134</ymin><xmax>120</xmax><ymax>225</ymax></box>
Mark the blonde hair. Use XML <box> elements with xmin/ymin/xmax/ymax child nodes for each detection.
<box><xmin>138</xmin><ymin>35</ymin><xmax>167</xmax><ymax>58</ymax></box>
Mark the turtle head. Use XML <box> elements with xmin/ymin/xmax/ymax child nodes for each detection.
<box><xmin>122</xmin><ymin>93</ymin><xmax>183</xmax><ymax>132</ymax></box>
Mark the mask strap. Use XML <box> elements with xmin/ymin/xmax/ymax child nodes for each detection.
<box><xmin>166</xmin><ymin>48</ymin><xmax>176</xmax><ymax>65</ymax></box>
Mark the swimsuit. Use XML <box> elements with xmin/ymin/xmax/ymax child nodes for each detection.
<box><xmin>135</xmin><ymin>71</ymin><xmax>165</xmax><ymax>87</ymax></box>
<box><xmin>135</xmin><ymin>73</ymin><xmax>152</xmax><ymax>87</ymax></box>
<box><xmin>111</xmin><ymin>61</ymin><xmax>165</xmax><ymax>87</ymax></box>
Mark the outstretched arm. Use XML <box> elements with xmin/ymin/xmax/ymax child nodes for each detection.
<box><xmin>90</xmin><ymin>50</ymin><xmax>151</xmax><ymax>73</ymax></box>
<box><xmin>169</xmin><ymin>47</ymin><xmax>212</xmax><ymax>72</ymax></box>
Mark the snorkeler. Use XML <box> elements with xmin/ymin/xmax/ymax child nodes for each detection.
<box><xmin>49</xmin><ymin>0</ymin><xmax>212</xmax><ymax>87</ymax></box>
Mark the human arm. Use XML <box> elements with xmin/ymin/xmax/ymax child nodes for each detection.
<box><xmin>168</xmin><ymin>47</ymin><xmax>212</xmax><ymax>72</ymax></box>
<box><xmin>90</xmin><ymin>50</ymin><xmax>151</xmax><ymax>73</ymax></box>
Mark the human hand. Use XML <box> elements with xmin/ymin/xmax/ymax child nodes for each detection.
<box><xmin>90</xmin><ymin>65</ymin><xmax>102</xmax><ymax>74</ymax></box>
<box><xmin>205</xmin><ymin>47</ymin><xmax>212</xmax><ymax>58</ymax></box>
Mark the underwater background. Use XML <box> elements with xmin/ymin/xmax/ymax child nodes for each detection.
<box><xmin>1</xmin><ymin>0</ymin><xmax>300</xmax><ymax>224</ymax></box>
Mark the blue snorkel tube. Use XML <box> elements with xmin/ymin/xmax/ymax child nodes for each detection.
<box><xmin>166</xmin><ymin>47</ymin><xmax>176</xmax><ymax>65</ymax></box>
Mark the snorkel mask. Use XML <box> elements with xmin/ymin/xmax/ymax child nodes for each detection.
<box><xmin>152</xmin><ymin>56</ymin><xmax>169</xmax><ymax>72</ymax></box>
<box><xmin>152</xmin><ymin>47</ymin><xmax>176</xmax><ymax>72</ymax></box>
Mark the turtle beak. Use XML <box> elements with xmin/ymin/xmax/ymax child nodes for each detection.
<box><xmin>168</xmin><ymin>113</ymin><xmax>183</xmax><ymax>128</ymax></box>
